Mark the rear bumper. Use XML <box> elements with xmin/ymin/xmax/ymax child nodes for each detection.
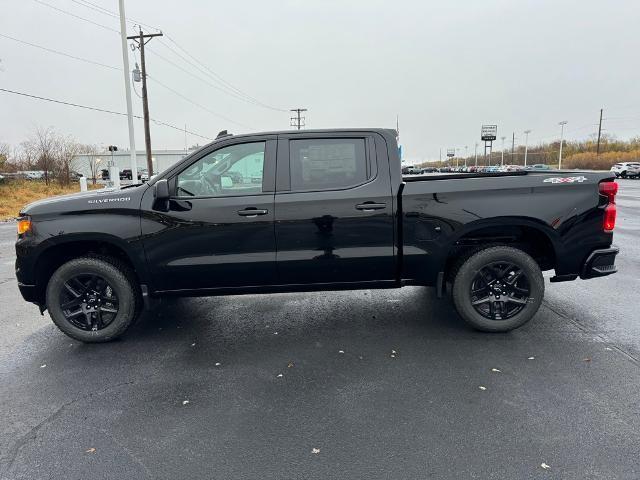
<box><xmin>580</xmin><ymin>246</ymin><xmax>619</xmax><ymax>279</ymax></box>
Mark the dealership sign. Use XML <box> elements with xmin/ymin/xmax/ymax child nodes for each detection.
<box><xmin>481</xmin><ymin>125</ymin><xmax>497</xmax><ymax>141</ymax></box>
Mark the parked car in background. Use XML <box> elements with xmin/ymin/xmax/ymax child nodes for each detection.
<box><xmin>139</xmin><ymin>169</ymin><xmax>149</xmax><ymax>182</ymax></box>
<box><xmin>526</xmin><ymin>164</ymin><xmax>551</xmax><ymax>171</ymax></box>
<box><xmin>611</xmin><ymin>162</ymin><xmax>640</xmax><ymax>178</ymax></box>
<box><xmin>101</xmin><ymin>169</ymin><xmax>110</xmax><ymax>180</ymax></box>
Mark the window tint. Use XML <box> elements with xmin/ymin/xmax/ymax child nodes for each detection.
<box><xmin>289</xmin><ymin>138</ymin><xmax>368</xmax><ymax>191</ymax></box>
<box><xmin>176</xmin><ymin>142</ymin><xmax>265</xmax><ymax>197</ymax></box>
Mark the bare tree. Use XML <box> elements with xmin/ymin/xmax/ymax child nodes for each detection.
<box><xmin>55</xmin><ymin>134</ymin><xmax>81</xmax><ymax>186</ymax></box>
<box><xmin>83</xmin><ymin>145</ymin><xmax>101</xmax><ymax>184</ymax></box>
<box><xmin>31</xmin><ymin>126</ymin><xmax>58</xmax><ymax>185</ymax></box>
<box><xmin>0</xmin><ymin>142</ymin><xmax>10</xmax><ymax>171</ymax></box>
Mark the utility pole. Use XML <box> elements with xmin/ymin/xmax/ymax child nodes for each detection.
<box><xmin>474</xmin><ymin>142</ymin><xmax>478</xmax><ymax>167</ymax></box>
<box><xmin>511</xmin><ymin>132</ymin><xmax>515</xmax><ymax>164</ymax></box>
<box><xmin>118</xmin><ymin>0</ymin><xmax>137</xmax><ymax>183</ymax></box>
<box><xmin>500</xmin><ymin>136</ymin><xmax>506</xmax><ymax>166</ymax></box>
<box><xmin>523</xmin><ymin>130</ymin><xmax>531</xmax><ymax>167</ymax></box>
<box><xmin>464</xmin><ymin>145</ymin><xmax>468</xmax><ymax>167</ymax></box>
<box><xmin>128</xmin><ymin>28</ymin><xmax>163</xmax><ymax>176</ymax></box>
<box><xmin>596</xmin><ymin>108</ymin><xmax>603</xmax><ymax>157</ymax></box>
<box><xmin>558</xmin><ymin>120</ymin><xmax>568</xmax><ymax>169</ymax></box>
<box><xmin>290</xmin><ymin>108</ymin><xmax>307</xmax><ymax>130</ymax></box>
<box><xmin>439</xmin><ymin>147</ymin><xmax>442</xmax><ymax>162</ymax></box>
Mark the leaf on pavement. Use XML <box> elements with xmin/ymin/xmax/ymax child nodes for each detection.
<box><xmin>478</xmin><ymin>386</ymin><xmax>487</xmax><ymax>390</ymax></box>
<box><xmin>541</xmin><ymin>462</ymin><xmax>550</xmax><ymax>469</ymax></box>
<box><xmin>527</xmin><ymin>356</ymin><xmax>535</xmax><ymax>360</ymax></box>
<box><xmin>182</xmin><ymin>400</ymin><xmax>190</xmax><ymax>405</ymax></box>
<box><xmin>582</xmin><ymin>358</ymin><xmax>591</xmax><ymax>362</ymax></box>
<box><xmin>85</xmin><ymin>447</ymin><xmax>96</xmax><ymax>453</ymax></box>
<box><xmin>287</xmin><ymin>362</ymin><xmax>294</xmax><ymax>368</ymax></box>
<box><xmin>338</xmin><ymin>350</ymin><xmax>344</xmax><ymax>354</ymax></box>
<box><xmin>40</xmin><ymin>364</ymin><xmax>47</xmax><ymax>368</ymax></box>
<box><xmin>277</xmin><ymin>373</ymin><xmax>283</xmax><ymax>378</ymax></box>
<box><xmin>491</xmin><ymin>368</ymin><xmax>501</xmax><ymax>372</ymax></box>
<box><xmin>311</xmin><ymin>448</ymin><xmax>320</xmax><ymax>454</ymax></box>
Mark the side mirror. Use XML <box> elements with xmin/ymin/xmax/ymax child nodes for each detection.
<box><xmin>153</xmin><ymin>179</ymin><xmax>170</xmax><ymax>211</ymax></box>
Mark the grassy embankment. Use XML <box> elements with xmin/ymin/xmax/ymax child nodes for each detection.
<box><xmin>0</xmin><ymin>180</ymin><xmax>102</xmax><ymax>220</ymax></box>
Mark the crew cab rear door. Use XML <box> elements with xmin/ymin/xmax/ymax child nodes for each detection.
<box><xmin>274</xmin><ymin>132</ymin><xmax>395</xmax><ymax>285</ymax></box>
<box><xmin>140</xmin><ymin>136</ymin><xmax>277</xmax><ymax>292</ymax></box>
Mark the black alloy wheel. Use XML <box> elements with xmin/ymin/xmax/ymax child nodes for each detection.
<box><xmin>470</xmin><ymin>262</ymin><xmax>530</xmax><ymax>320</ymax></box>
<box><xmin>59</xmin><ymin>273</ymin><xmax>119</xmax><ymax>331</ymax></box>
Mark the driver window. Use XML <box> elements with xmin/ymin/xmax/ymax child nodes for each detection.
<box><xmin>176</xmin><ymin>142</ymin><xmax>266</xmax><ymax>197</ymax></box>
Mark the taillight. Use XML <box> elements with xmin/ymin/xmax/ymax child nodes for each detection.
<box><xmin>599</xmin><ymin>181</ymin><xmax>618</xmax><ymax>232</ymax></box>
<box><xmin>603</xmin><ymin>205</ymin><xmax>616</xmax><ymax>232</ymax></box>
<box><xmin>599</xmin><ymin>181</ymin><xmax>618</xmax><ymax>202</ymax></box>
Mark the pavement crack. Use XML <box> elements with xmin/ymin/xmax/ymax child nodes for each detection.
<box><xmin>0</xmin><ymin>380</ymin><xmax>136</xmax><ymax>474</ymax></box>
<box><xmin>542</xmin><ymin>300</ymin><xmax>640</xmax><ymax>366</ymax></box>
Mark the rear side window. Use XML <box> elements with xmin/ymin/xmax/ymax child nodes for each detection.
<box><xmin>289</xmin><ymin>138</ymin><xmax>368</xmax><ymax>191</ymax></box>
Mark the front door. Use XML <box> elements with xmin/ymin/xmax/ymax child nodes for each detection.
<box><xmin>141</xmin><ymin>137</ymin><xmax>277</xmax><ymax>292</ymax></box>
<box><xmin>274</xmin><ymin>133</ymin><xmax>395</xmax><ymax>285</ymax></box>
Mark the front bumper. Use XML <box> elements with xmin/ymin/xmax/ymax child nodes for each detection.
<box><xmin>580</xmin><ymin>246</ymin><xmax>619</xmax><ymax>279</ymax></box>
<box><xmin>18</xmin><ymin>282</ymin><xmax>41</xmax><ymax>304</ymax></box>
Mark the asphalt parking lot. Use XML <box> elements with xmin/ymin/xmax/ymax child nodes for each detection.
<box><xmin>1</xmin><ymin>180</ymin><xmax>639</xmax><ymax>479</ymax></box>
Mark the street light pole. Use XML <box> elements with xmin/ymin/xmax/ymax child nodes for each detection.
<box><xmin>523</xmin><ymin>130</ymin><xmax>531</xmax><ymax>167</ymax></box>
<box><xmin>118</xmin><ymin>0</ymin><xmax>137</xmax><ymax>184</ymax></box>
<box><xmin>464</xmin><ymin>145</ymin><xmax>468</xmax><ymax>167</ymax></box>
<box><xmin>500</xmin><ymin>136</ymin><xmax>506</xmax><ymax>166</ymax></box>
<box><xmin>474</xmin><ymin>143</ymin><xmax>478</xmax><ymax>167</ymax></box>
<box><xmin>558</xmin><ymin>121</ymin><xmax>568</xmax><ymax>169</ymax></box>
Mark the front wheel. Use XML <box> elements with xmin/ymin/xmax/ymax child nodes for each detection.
<box><xmin>46</xmin><ymin>256</ymin><xmax>140</xmax><ymax>342</ymax></box>
<box><xmin>452</xmin><ymin>246</ymin><xmax>544</xmax><ymax>332</ymax></box>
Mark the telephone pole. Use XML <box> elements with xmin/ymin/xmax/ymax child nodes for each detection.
<box><xmin>596</xmin><ymin>108</ymin><xmax>603</xmax><ymax>156</ymax></box>
<box><xmin>511</xmin><ymin>132</ymin><xmax>515</xmax><ymax>164</ymax></box>
<box><xmin>500</xmin><ymin>136</ymin><xmax>506</xmax><ymax>166</ymax></box>
<box><xmin>290</xmin><ymin>108</ymin><xmax>307</xmax><ymax>130</ymax></box>
<box><xmin>128</xmin><ymin>28</ymin><xmax>163</xmax><ymax>176</ymax></box>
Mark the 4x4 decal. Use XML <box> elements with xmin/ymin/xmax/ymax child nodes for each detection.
<box><xmin>543</xmin><ymin>176</ymin><xmax>588</xmax><ymax>184</ymax></box>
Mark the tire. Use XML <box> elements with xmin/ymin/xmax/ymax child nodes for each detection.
<box><xmin>452</xmin><ymin>246</ymin><xmax>544</xmax><ymax>332</ymax></box>
<box><xmin>46</xmin><ymin>256</ymin><xmax>140</xmax><ymax>343</ymax></box>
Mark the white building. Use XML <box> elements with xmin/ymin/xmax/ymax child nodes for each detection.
<box><xmin>72</xmin><ymin>149</ymin><xmax>191</xmax><ymax>179</ymax></box>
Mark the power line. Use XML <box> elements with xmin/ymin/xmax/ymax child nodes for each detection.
<box><xmin>0</xmin><ymin>32</ymin><xmax>120</xmax><ymax>70</ymax></box>
<box><xmin>69</xmin><ymin>0</ymin><xmax>162</xmax><ymax>32</ymax></box>
<box><xmin>162</xmin><ymin>34</ymin><xmax>287</xmax><ymax>112</ymax></box>
<box><xmin>147</xmin><ymin>75</ymin><xmax>253</xmax><ymax>129</ymax></box>
<box><xmin>33</xmin><ymin>0</ymin><xmax>119</xmax><ymax>33</ymax></box>
<box><xmin>155</xmin><ymin>39</ymin><xmax>273</xmax><ymax>109</ymax></box>
<box><xmin>0</xmin><ymin>87</ymin><xmax>213</xmax><ymax>140</ymax></box>
<box><xmin>0</xmin><ymin>32</ymin><xmax>250</xmax><ymax>130</ymax></box>
<box><xmin>32</xmin><ymin>0</ymin><xmax>286</xmax><ymax>114</ymax></box>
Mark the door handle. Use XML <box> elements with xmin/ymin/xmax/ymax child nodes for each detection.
<box><xmin>237</xmin><ymin>208</ymin><xmax>268</xmax><ymax>217</ymax></box>
<box><xmin>355</xmin><ymin>202</ymin><xmax>387</xmax><ymax>211</ymax></box>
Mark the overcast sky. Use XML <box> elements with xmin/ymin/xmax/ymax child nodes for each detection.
<box><xmin>2</xmin><ymin>0</ymin><xmax>639</xmax><ymax>162</ymax></box>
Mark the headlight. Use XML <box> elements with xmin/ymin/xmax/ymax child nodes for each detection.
<box><xmin>17</xmin><ymin>217</ymin><xmax>32</xmax><ymax>236</ymax></box>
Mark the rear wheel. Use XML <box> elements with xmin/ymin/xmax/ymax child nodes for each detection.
<box><xmin>46</xmin><ymin>256</ymin><xmax>140</xmax><ymax>342</ymax></box>
<box><xmin>452</xmin><ymin>246</ymin><xmax>544</xmax><ymax>332</ymax></box>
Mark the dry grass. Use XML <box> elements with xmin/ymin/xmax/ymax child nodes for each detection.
<box><xmin>0</xmin><ymin>179</ymin><xmax>102</xmax><ymax>220</ymax></box>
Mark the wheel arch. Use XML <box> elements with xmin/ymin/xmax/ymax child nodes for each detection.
<box><xmin>32</xmin><ymin>234</ymin><xmax>145</xmax><ymax>305</ymax></box>
<box><xmin>441</xmin><ymin>217</ymin><xmax>561</xmax><ymax>280</ymax></box>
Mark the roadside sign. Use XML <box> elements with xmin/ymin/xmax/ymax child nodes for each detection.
<box><xmin>481</xmin><ymin>125</ymin><xmax>497</xmax><ymax>141</ymax></box>
<box><xmin>446</xmin><ymin>148</ymin><xmax>455</xmax><ymax>158</ymax></box>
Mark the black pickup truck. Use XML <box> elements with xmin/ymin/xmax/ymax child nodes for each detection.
<box><xmin>15</xmin><ymin>129</ymin><xmax>619</xmax><ymax>342</ymax></box>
